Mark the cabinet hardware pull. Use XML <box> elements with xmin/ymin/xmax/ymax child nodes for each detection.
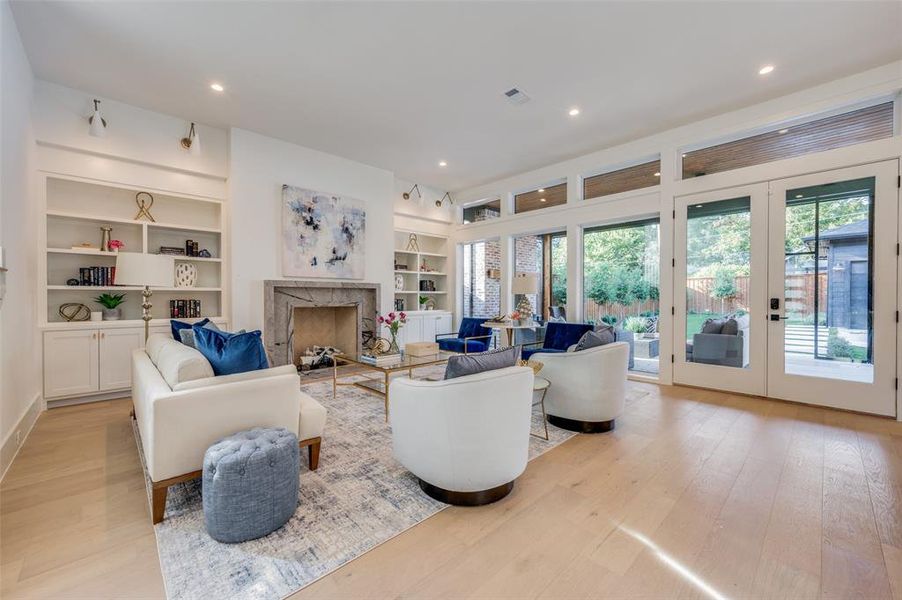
<box><xmin>92</xmin><ymin>333</ymin><xmax>97</xmax><ymax>339</ymax></box>
<box><xmin>101</xmin><ymin>332</ymin><xmax>105</xmax><ymax>339</ymax></box>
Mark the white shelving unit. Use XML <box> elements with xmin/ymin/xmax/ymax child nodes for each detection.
<box><xmin>392</xmin><ymin>230</ymin><xmax>449</xmax><ymax>313</ymax></box>
<box><xmin>40</xmin><ymin>174</ymin><xmax>228</xmax><ymax>327</ymax></box>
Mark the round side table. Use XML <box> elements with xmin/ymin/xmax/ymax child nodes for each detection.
<box><xmin>532</xmin><ymin>376</ymin><xmax>550</xmax><ymax>440</ymax></box>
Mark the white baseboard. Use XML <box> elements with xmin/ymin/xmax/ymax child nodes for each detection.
<box><xmin>0</xmin><ymin>392</ymin><xmax>43</xmax><ymax>481</ymax></box>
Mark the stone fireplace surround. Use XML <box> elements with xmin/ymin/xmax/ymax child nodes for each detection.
<box><xmin>263</xmin><ymin>280</ymin><xmax>381</xmax><ymax>367</ymax></box>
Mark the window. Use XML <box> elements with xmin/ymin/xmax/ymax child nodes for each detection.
<box><xmin>583</xmin><ymin>219</ymin><xmax>660</xmax><ymax>375</ymax></box>
<box><xmin>682</xmin><ymin>102</ymin><xmax>895</xmax><ymax>179</ymax></box>
<box><xmin>514</xmin><ymin>183</ymin><xmax>567</xmax><ymax>214</ymax></box>
<box><xmin>462</xmin><ymin>198</ymin><xmax>501</xmax><ymax>224</ymax></box>
<box><xmin>583</xmin><ymin>159</ymin><xmax>661</xmax><ymax>200</ymax></box>
<box><xmin>513</xmin><ymin>232</ymin><xmax>567</xmax><ymax>321</ymax></box>
<box><xmin>461</xmin><ymin>240</ymin><xmax>501</xmax><ymax>318</ymax></box>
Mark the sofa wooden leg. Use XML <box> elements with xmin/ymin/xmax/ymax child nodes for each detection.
<box><xmin>152</xmin><ymin>485</ymin><xmax>168</xmax><ymax>524</ymax></box>
<box><xmin>308</xmin><ymin>439</ymin><xmax>321</xmax><ymax>471</ymax></box>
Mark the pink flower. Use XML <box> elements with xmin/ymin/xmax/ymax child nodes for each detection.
<box><xmin>388</xmin><ymin>312</ymin><xmax>396</xmax><ymax>320</ymax></box>
<box><xmin>399</xmin><ymin>312</ymin><xmax>406</xmax><ymax>321</ymax></box>
<box><xmin>377</xmin><ymin>315</ymin><xmax>385</xmax><ymax>324</ymax></box>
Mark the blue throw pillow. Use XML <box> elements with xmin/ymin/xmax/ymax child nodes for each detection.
<box><xmin>192</xmin><ymin>326</ymin><xmax>269</xmax><ymax>376</ymax></box>
<box><xmin>171</xmin><ymin>318</ymin><xmax>210</xmax><ymax>341</ymax></box>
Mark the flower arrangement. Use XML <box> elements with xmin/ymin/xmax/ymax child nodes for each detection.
<box><xmin>377</xmin><ymin>311</ymin><xmax>407</xmax><ymax>354</ymax></box>
<box><xmin>509</xmin><ymin>310</ymin><xmax>521</xmax><ymax>322</ymax></box>
<box><xmin>107</xmin><ymin>239</ymin><xmax>125</xmax><ymax>252</ymax></box>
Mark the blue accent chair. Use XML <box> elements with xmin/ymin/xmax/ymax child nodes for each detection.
<box><xmin>521</xmin><ymin>322</ymin><xmax>594</xmax><ymax>360</ymax></box>
<box><xmin>436</xmin><ymin>317</ymin><xmax>492</xmax><ymax>354</ymax></box>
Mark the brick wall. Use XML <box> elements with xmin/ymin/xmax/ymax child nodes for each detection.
<box><xmin>514</xmin><ymin>235</ymin><xmax>542</xmax><ymax>317</ymax></box>
<box><xmin>463</xmin><ymin>240</ymin><xmax>501</xmax><ymax>317</ymax></box>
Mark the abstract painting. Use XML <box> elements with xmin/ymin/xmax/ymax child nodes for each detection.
<box><xmin>282</xmin><ymin>184</ymin><xmax>366</xmax><ymax>279</ymax></box>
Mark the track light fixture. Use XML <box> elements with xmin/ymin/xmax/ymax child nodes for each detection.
<box><xmin>435</xmin><ymin>192</ymin><xmax>453</xmax><ymax>208</ymax></box>
<box><xmin>180</xmin><ymin>122</ymin><xmax>200</xmax><ymax>155</ymax></box>
<box><xmin>402</xmin><ymin>184</ymin><xmax>421</xmax><ymax>200</ymax></box>
<box><xmin>88</xmin><ymin>99</ymin><xmax>107</xmax><ymax>137</ymax></box>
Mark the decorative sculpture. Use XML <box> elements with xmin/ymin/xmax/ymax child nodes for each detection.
<box><xmin>405</xmin><ymin>233</ymin><xmax>419</xmax><ymax>252</ymax></box>
<box><xmin>134</xmin><ymin>191</ymin><xmax>156</xmax><ymax>222</ymax></box>
<box><xmin>59</xmin><ymin>302</ymin><xmax>91</xmax><ymax>322</ymax></box>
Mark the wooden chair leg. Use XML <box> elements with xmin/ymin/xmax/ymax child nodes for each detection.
<box><xmin>308</xmin><ymin>439</ymin><xmax>321</xmax><ymax>471</ymax></box>
<box><xmin>152</xmin><ymin>485</ymin><xmax>168</xmax><ymax>524</ymax></box>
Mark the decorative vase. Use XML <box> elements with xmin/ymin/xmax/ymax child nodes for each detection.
<box><xmin>175</xmin><ymin>262</ymin><xmax>197</xmax><ymax>288</ymax></box>
<box><xmin>388</xmin><ymin>332</ymin><xmax>400</xmax><ymax>354</ymax></box>
<box><xmin>102</xmin><ymin>307</ymin><xmax>121</xmax><ymax>321</ymax></box>
<box><xmin>100</xmin><ymin>226</ymin><xmax>112</xmax><ymax>252</ymax></box>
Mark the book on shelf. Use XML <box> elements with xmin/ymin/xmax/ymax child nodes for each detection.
<box><xmin>169</xmin><ymin>299</ymin><xmax>201</xmax><ymax>319</ymax></box>
<box><xmin>79</xmin><ymin>266</ymin><xmax>116</xmax><ymax>286</ymax></box>
<box><xmin>359</xmin><ymin>353</ymin><xmax>402</xmax><ymax>365</ymax></box>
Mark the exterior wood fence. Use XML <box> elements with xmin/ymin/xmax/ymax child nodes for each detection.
<box><xmin>584</xmin><ymin>273</ymin><xmax>826</xmax><ymax>321</ymax></box>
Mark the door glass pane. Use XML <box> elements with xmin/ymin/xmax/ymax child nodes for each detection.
<box><xmin>584</xmin><ymin>219</ymin><xmax>660</xmax><ymax>375</ymax></box>
<box><xmin>783</xmin><ymin>177</ymin><xmax>874</xmax><ymax>383</ymax></box>
<box><xmin>513</xmin><ymin>234</ymin><xmax>544</xmax><ymax>322</ymax></box>
<box><xmin>550</xmin><ymin>234</ymin><xmax>567</xmax><ymax>311</ymax></box>
<box><xmin>462</xmin><ymin>240</ymin><xmax>501</xmax><ymax>318</ymax></box>
<box><xmin>685</xmin><ymin>198</ymin><xmax>751</xmax><ymax>368</ymax></box>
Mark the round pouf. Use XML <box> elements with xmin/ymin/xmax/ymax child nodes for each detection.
<box><xmin>202</xmin><ymin>427</ymin><xmax>299</xmax><ymax>543</ymax></box>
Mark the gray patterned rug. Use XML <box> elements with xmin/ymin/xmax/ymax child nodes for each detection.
<box><xmin>146</xmin><ymin>367</ymin><xmax>583</xmax><ymax>600</ymax></box>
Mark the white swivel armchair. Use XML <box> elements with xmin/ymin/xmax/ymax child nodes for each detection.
<box><xmin>389</xmin><ymin>366</ymin><xmax>534</xmax><ymax>505</ymax></box>
<box><xmin>530</xmin><ymin>341</ymin><xmax>628</xmax><ymax>433</ymax></box>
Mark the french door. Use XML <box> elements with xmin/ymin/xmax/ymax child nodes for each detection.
<box><xmin>674</xmin><ymin>161</ymin><xmax>899</xmax><ymax>416</ymax></box>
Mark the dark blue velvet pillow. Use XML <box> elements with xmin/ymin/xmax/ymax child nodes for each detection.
<box><xmin>192</xmin><ymin>326</ymin><xmax>269</xmax><ymax>376</ymax></box>
<box><xmin>171</xmin><ymin>318</ymin><xmax>210</xmax><ymax>341</ymax></box>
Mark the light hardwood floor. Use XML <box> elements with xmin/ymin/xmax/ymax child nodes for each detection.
<box><xmin>1</xmin><ymin>383</ymin><xmax>900</xmax><ymax>599</ymax></box>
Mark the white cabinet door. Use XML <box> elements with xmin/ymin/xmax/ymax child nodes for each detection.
<box><xmin>421</xmin><ymin>314</ymin><xmax>439</xmax><ymax>344</ymax></box>
<box><xmin>99</xmin><ymin>328</ymin><xmax>144</xmax><ymax>391</ymax></box>
<box><xmin>404</xmin><ymin>316</ymin><xmax>424</xmax><ymax>346</ymax></box>
<box><xmin>44</xmin><ymin>330</ymin><xmax>99</xmax><ymax>398</ymax></box>
<box><xmin>436</xmin><ymin>313</ymin><xmax>452</xmax><ymax>338</ymax></box>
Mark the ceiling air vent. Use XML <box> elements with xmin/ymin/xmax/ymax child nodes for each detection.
<box><xmin>504</xmin><ymin>88</ymin><xmax>531</xmax><ymax>105</ymax></box>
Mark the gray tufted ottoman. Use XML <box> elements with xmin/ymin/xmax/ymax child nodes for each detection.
<box><xmin>202</xmin><ymin>427</ymin><xmax>300</xmax><ymax>543</ymax></box>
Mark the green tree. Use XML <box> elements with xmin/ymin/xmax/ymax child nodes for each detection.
<box><xmin>711</xmin><ymin>267</ymin><xmax>738</xmax><ymax>315</ymax></box>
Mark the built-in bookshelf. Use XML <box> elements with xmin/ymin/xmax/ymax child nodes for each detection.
<box><xmin>40</xmin><ymin>174</ymin><xmax>227</xmax><ymax>326</ymax></box>
<box><xmin>392</xmin><ymin>230</ymin><xmax>448</xmax><ymax>312</ymax></box>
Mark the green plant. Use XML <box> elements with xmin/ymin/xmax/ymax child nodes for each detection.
<box><xmin>827</xmin><ymin>327</ymin><xmax>854</xmax><ymax>359</ymax></box>
<box><xmin>94</xmin><ymin>293</ymin><xmax>126</xmax><ymax>309</ymax></box>
<box><xmin>418</xmin><ymin>295</ymin><xmax>429</xmax><ymax>306</ymax></box>
<box><xmin>623</xmin><ymin>316</ymin><xmax>647</xmax><ymax>334</ymax></box>
<box><xmin>601</xmin><ymin>314</ymin><xmax>618</xmax><ymax>326</ymax></box>
<box><xmin>711</xmin><ymin>267</ymin><xmax>738</xmax><ymax>314</ymax></box>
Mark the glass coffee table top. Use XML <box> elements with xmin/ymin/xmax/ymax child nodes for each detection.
<box><xmin>334</xmin><ymin>351</ymin><xmax>455</xmax><ymax>372</ymax></box>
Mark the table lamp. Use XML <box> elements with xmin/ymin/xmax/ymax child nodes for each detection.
<box><xmin>512</xmin><ymin>272</ymin><xmax>540</xmax><ymax>320</ymax></box>
<box><xmin>115</xmin><ymin>253</ymin><xmax>174</xmax><ymax>341</ymax></box>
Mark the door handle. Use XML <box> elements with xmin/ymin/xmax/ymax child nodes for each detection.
<box><xmin>769</xmin><ymin>314</ymin><xmax>787</xmax><ymax>321</ymax></box>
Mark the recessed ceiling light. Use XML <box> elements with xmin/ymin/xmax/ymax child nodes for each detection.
<box><xmin>210</xmin><ymin>83</ymin><xmax>224</xmax><ymax>92</ymax></box>
<box><xmin>695</xmin><ymin>204</ymin><xmax>703</xmax><ymax>208</ymax></box>
<box><xmin>796</xmin><ymin>194</ymin><xmax>804</xmax><ymax>198</ymax></box>
<box><xmin>540</xmin><ymin>198</ymin><xmax>547</xmax><ymax>202</ymax></box>
<box><xmin>654</xmin><ymin>172</ymin><xmax>661</xmax><ymax>177</ymax></box>
<box><xmin>682</xmin><ymin>154</ymin><xmax>687</xmax><ymax>158</ymax></box>
<box><xmin>538</xmin><ymin>188</ymin><xmax>545</xmax><ymax>193</ymax></box>
<box><xmin>778</xmin><ymin>128</ymin><xmax>789</xmax><ymax>134</ymax></box>
<box><xmin>568</xmin><ymin>107</ymin><xmax>580</xmax><ymax>117</ymax></box>
<box><xmin>758</xmin><ymin>65</ymin><xmax>775</xmax><ymax>75</ymax></box>
<box><xmin>438</xmin><ymin>161</ymin><xmax>447</xmax><ymax>167</ymax></box>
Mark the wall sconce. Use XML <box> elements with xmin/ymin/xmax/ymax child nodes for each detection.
<box><xmin>180</xmin><ymin>122</ymin><xmax>200</xmax><ymax>155</ymax></box>
<box><xmin>435</xmin><ymin>192</ymin><xmax>453</xmax><ymax>208</ymax></box>
<box><xmin>88</xmin><ymin>99</ymin><xmax>107</xmax><ymax>137</ymax></box>
<box><xmin>402</xmin><ymin>184</ymin><xmax>421</xmax><ymax>200</ymax></box>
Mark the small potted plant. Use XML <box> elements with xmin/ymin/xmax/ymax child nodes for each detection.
<box><xmin>94</xmin><ymin>292</ymin><xmax>126</xmax><ymax>320</ymax></box>
<box><xmin>418</xmin><ymin>295</ymin><xmax>429</xmax><ymax>311</ymax></box>
<box><xmin>377</xmin><ymin>311</ymin><xmax>407</xmax><ymax>354</ymax></box>
<box><xmin>107</xmin><ymin>239</ymin><xmax>125</xmax><ymax>252</ymax></box>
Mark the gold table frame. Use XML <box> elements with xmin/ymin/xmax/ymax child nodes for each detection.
<box><xmin>332</xmin><ymin>352</ymin><xmax>455</xmax><ymax>421</ymax></box>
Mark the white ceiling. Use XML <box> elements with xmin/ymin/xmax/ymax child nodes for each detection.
<box><xmin>10</xmin><ymin>1</ymin><xmax>902</xmax><ymax>191</ymax></box>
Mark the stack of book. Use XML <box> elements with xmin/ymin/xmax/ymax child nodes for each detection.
<box><xmin>359</xmin><ymin>353</ymin><xmax>402</xmax><ymax>365</ymax></box>
<box><xmin>169</xmin><ymin>299</ymin><xmax>202</xmax><ymax>318</ymax></box>
<box><xmin>78</xmin><ymin>266</ymin><xmax>115</xmax><ymax>286</ymax></box>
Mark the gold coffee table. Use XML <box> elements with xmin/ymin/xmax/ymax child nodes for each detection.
<box><xmin>332</xmin><ymin>352</ymin><xmax>455</xmax><ymax>421</ymax></box>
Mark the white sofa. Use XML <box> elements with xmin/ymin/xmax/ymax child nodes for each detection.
<box><xmin>132</xmin><ymin>334</ymin><xmax>326</xmax><ymax>523</ymax></box>
<box><xmin>530</xmin><ymin>341</ymin><xmax>628</xmax><ymax>433</ymax></box>
<box><xmin>389</xmin><ymin>365</ymin><xmax>534</xmax><ymax>505</ymax></box>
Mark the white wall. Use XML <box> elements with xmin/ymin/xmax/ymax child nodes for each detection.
<box><xmin>393</xmin><ymin>177</ymin><xmax>453</xmax><ymax>235</ymax></box>
<box><xmin>0</xmin><ymin>0</ymin><xmax>39</xmax><ymax>466</ymax></box>
<box><xmin>229</xmin><ymin>128</ymin><xmax>397</xmax><ymax>331</ymax></box>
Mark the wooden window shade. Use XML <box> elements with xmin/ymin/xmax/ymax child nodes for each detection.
<box><xmin>462</xmin><ymin>198</ymin><xmax>501</xmax><ymax>223</ymax></box>
<box><xmin>583</xmin><ymin>160</ymin><xmax>661</xmax><ymax>200</ymax></box>
<box><xmin>514</xmin><ymin>183</ymin><xmax>567</xmax><ymax>214</ymax></box>
<box><xmin>682</xmin><ymin>102</ymin><xmax>895</xmax><ymax>179</ymax></box>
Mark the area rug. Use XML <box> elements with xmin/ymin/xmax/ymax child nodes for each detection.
<box><xmin>144</xmin><ymin>367</ymin><xmax>583</xmax><ymax>600</ymax></box>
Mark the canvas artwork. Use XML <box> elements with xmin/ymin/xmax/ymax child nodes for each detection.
<box><xmin>282</xmin><ymin>184</ymin><xmax>366</xmax><ymax>278</ymax></box>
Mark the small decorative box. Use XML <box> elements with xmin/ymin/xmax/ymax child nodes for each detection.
<box><xmin>406</xmin><ymin>342</ymin><xmax>439</xmax><ymax>357</ymax></box>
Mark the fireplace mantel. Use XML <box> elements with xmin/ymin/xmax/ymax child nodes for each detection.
<box><xmin>263</xmin><ymin>280</ymin><xmax>381</xmax><ymax>366</ymax></box>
